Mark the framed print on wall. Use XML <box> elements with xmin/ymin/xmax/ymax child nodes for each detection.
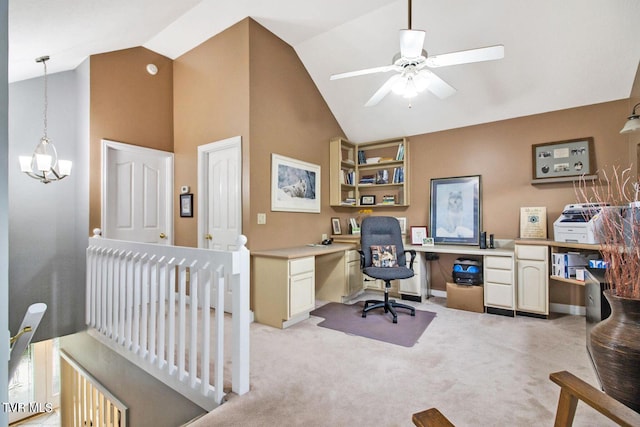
<box><xmin>271</xmin><ymin>154</ymin><xmax>320</xmax><ymax>213</ymax></box>
<box><xmin>410</xmin><ymin>226</ymin><xmax>428</xmax><ymax>245</ymax></box>
<box><xmin>180</xmin><ymin>193</ymin><xmax>193</xmax><ymax>218</ymax></box>
<box><xmin>430</xmin><ymin>175</ymin><xmax>481</xmax><ymax>245</ymax></box>
<box><xmin>532</xmin><ymin>137</ymin><xmax>595</xmax><ymax>182</ymax></box>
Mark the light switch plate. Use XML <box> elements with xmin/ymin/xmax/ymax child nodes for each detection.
<box><xmin>257</xmin><ymin>213</ymin><xmax>266</xmax><ymax>224</ymax></box>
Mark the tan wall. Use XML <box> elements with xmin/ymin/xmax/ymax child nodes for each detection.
<box><xmin>89</xmin><ymin>47</ymin><xmax>174</xmax><ymax>233</ymax></box>
<box><xmin>247</xmin><ymin>20</ymin><xmax>345</xmax><ymax>251</ymax></box>
<box><xmin>172</xmin><ymin>20</ymin><xmax>251</xmax><ymax>247</ymax></box>
<box><xmin>87</xmin><ymin>21</ymin><xmax>636</xmax><ymax>308</ymax></box>
<box><xmin>340</xmin><ymin>100</ymin><xmax>630</xmax><ymax>304</ymax></box>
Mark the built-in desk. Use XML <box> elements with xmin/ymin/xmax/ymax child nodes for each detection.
<box><xmin>251</xmin><ymin>243</ymin><xmax>359</xmax><ymax>328</ymax></box>
<box><xmin>406</xmin><ymin>243</ymin><xmax>516</xmax><ymax>314</ymax></box>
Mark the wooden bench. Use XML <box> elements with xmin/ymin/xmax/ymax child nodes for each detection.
<box><xmin>411</xmin><ymin>371</ymin><xmax>640</xmax><ymax>427</ymax></box>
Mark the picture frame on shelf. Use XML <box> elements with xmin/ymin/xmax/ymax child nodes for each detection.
<box><xmin>331</xmin><ymin>217</ymin><xmax>342</xmax><ymax>235</ymax></box>
<box><xmin>423</xmin><ymin>237</ymin><xmax>435</xmax><ymax>247</ymax></box>
<box><xmin>360</xmin><ymin>195</ymin><xmax>376</xmax><ymax>206</ymax></box>
<box><xmin>180</xmin><ymin>193</ymin><xmax>193</xmax><ymax>218</ymax></box>
<box><xmin>410</xmin><ymin>226</ymin><xmax>428</xmax><ymax>245</ymax></box>
<box><xmin>396</xmin><ymin>217</ymin><xmax>407</xmax><ymax>234</ymax></box>
<box><xmin>271</xmin><ymin>153</ymin><xmax>320</xmax><ymax>213</ymax></box>
<box><xmin>430</xmin><ymin>175</ymin><xmax>481</xmax><ymax>245</ymax></box>
<box><xmin>532</xmin><ymin>137</ymin><xmax>595</xmax><ymax>181</ymax></box>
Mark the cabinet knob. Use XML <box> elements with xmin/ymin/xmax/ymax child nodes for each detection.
<box><xmin>205</xmin><ymin>234</ymin><xmax>213</xmax><ymax>240</ymax></box>
<box><xmin>159</xmin><ymin>233</ymin><xmax>166</xmax><ymax>239</ymax></box>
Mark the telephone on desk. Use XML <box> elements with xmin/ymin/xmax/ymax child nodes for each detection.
<box><xmin>321</xmin><ymin>238</ymin><xmax>333</xmax><ymax>245</ymax></box>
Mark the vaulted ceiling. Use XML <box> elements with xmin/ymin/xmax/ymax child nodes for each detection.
<box><xmin>9</xmin><ymin>0</ymin><xmax>640</xmax><ymax>142</ymax></box>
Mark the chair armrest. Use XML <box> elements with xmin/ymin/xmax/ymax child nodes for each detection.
<box><xmin>405</xmin><ymin>249</ymin><xmax>416</xmax><ymax>270</ymax></box>
<box><xmin>550</xmin><ymin>370</ymin><xmax>640</xmax><ymax>427</ymax></box>
<box><xmin>358</xmin><ymin>249</ymin><xmax>365</xmax><ymax>269</ymax></box>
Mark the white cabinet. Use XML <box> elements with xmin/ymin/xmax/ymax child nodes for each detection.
<box><xmin>516</xmin><ymin>244</ymin><xmax>549</xmax><ymax>316</ymax></box>
<box><xmin>483</xmin><ymin>255</ymin><xmax>515</xmax><ymax>311</ymax></box>
<box><xmin>346</xmin><ymin>250</ymin><xmax>363</xmax><ymax>297</ymax></box>
<box><xmin>289</xmin><ymin>257</ymin><xmax>315</xmax><ymax>317</ymax></box>
<box><xmin>399</xmin><ymin>252</ymin><xmax>428</xmax><ymax>301</ymax></box>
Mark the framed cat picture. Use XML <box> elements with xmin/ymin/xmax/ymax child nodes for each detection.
<box><xmin>429</xmin><ymin>175</ymin><xmax>481</xmax><ymax>245</ymax></box>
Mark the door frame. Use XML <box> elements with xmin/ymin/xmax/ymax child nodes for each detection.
<box><xmin>101</xmin><ymin>139</ymin><xmax>174</xmax><ymax>244</ymax></box>
<box><xmin>197</xmin><ymin>136</ymin><xmax>242</xmax><ymax>249</ymax></box>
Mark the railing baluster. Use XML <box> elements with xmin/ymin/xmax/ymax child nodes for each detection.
<box><xmin>85</xmin><ymin>235</ymin><xmax>250</xmax><ymax>410</ymax></box>
<box><xmin>178</xmin><ymin>262</ymin><xmax>187</xmax><ymax>381</ymax></box>
<box><xmin>201</xmin><ymin>266</ymin><xmax>211</xmax><ymax>396</ymax></box>
<box><xmin>189</xmin><ymin>261</ymin><xmax>199</xmax><ymax>389</ymax></box>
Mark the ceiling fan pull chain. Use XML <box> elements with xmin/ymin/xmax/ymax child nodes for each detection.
<box><xmin>408</xmin><ymin>0</ymin><xmax>412</xmax><ymax>30</ymax></box>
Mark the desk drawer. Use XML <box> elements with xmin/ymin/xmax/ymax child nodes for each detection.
<box><xmin>485</xmin><ymin>268</ymin><xmax>512</xmax><ymax>285</ymax></box>
<box><xmin>485</xmin><ymin>282</ymin><xmax>513</xmax><ymax>308</ymax></box>
<box><xmin>347</xmin><ymin>250</ymin><xmax>361</xmax><ymax>262</ymax></box>
<box><xmin>484</xmin><ymin>255</ymin><xmax>512</xmax><ymax>270</ymax></box>
<box><xmin>516</xmin><ymin>245</ymin><xmax>547</xmax><ymax>261</ymax></box>
<box><xmin>290</xmin><ymin>257</ymin><xmax>314</xmax><ymax>275</ymax></box>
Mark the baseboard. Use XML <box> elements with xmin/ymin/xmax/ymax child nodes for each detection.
<box><xmin>550</xmin><ymin>303</ymin><xmax>585</xmax><ymax>316</ymax></box>
<box><xmin>430</xmin><ymin>289</ymin><xmax>447</xmax><ymax>298</ymax></box>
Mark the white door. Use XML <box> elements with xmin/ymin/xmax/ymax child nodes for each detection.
<box><xmin>102</xmin><ymin>140</ymin><xmax>173</xmax><ymax>244</ymax></box>
<box><xmin>198</xmin><ymin>136</ymin><xmax>242</xmax><ymax>311</ymax></box>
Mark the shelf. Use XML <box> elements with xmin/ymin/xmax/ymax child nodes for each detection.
<box><xmin>330</xmin><ymin>136</ymin><xmax>409</xmax><ymax>208</ymax></box>
<box><xmin>550</xmin><ymin>275</ymin><xmax>586</xmax><ymax>286</ymax></box>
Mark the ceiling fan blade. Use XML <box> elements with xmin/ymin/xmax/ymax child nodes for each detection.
<box><xmin>419</xmin><ymin>69</ymin><xmax>456</xmax><ymax>99</ymax></box>
<box><xmin>426</xmin><ymin>45</ymin><xmax>504</xmax><ymax>68</ymax></box>
<box><xmin>399</xmin><ymin>29</ymin><xmax>425</xmax><ymax>58</ymax></box>
<box><xmin>330</xmin><ymin>65</ymin><xmax>396</xmax><ymax>80</ymax></box>
<box><xmin>365</xmin><ymin>74</ymin><xmax>403</xmax><ymax>107</ymax></box>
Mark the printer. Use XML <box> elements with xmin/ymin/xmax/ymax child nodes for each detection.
<box><xmin>553</xmin><ymin>203</ymin><xmax>615</xmax><ymax>244</ymax></box>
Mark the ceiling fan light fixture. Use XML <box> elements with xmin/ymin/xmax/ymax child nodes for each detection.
<box><xmin>620</xmin><ymin>102</ymin><xmax>640</xmax><ymax>134</ymax></box>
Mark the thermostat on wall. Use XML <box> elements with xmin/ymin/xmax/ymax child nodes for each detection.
<box><xmin>180</xmin><ymin>186</ymin><xmax>190</xmax><ymax>194</ymax></box>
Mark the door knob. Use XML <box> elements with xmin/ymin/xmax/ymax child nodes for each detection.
<box><xmin>205</xmin><ymin>234</ymin><xmax>213</xmax><ymax>240</ymax></box>
<box><xmin>159</xmin><ymin>233</ymin><xmax>166</xmax><ymax>239</ymax></box>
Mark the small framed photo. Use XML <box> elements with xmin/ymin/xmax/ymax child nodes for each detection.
<box><xmin>423</xmin><ymin>237</ymin><xmax>435</xmax><ymax>247</ymax></box>
<box><xmin>360</xmin><ymin>195</ymin><xmax>376</xmax><ymax>206</ymax></box>
<box><xmin>180</xmin><ymin>193</ymin><xmax>193</xmax><ymax>218</ymax></box>
<box><xmin>331</xmin><ymin>217</ymin><xmax>342</xmax><ymax>235</ymax></box>
<box><xmin>396</xmin><ymin>217</ymin><xmax>407</xmax><ymax>234</ymax></box>
<box><xmin>410</xmin><ymin>226</ymin><xmax>428</xmax><ymax>245</ymax></box>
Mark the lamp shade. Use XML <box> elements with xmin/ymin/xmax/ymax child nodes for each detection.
<box><xmin>620</xmin><ymin>115</ymin><xmax>640</xmax><ymax>134</ymax></box>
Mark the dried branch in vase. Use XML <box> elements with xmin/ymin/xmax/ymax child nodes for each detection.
<box><xmin>576</xmin><ymin>166</ymin><xmax>640</xmax><ymax>299</ymax></box>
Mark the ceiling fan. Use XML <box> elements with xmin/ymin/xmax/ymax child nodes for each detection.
<box><xmin>330</xmin><ymin>0</ymin><xmax>504</xmax><ymax>106</ymax></box>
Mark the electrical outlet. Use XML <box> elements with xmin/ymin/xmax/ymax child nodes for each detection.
<box><xmin>321</xmin><ymin>233</ymin><xmax>328</xmax><ymax>241</ymax></box>
<box><xmin>257</xmin><ymin>213</ymin><xmax>266</xmax><ymax>225</ymax></box>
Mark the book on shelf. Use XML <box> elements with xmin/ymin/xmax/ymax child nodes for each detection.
<box><xmin>357</xmin><ymin>150</ymin><xmax>367</xmax><ymax>164</ymax></box>
<box><xmin>342</xmin><ymin>170</ymin><xmax>355</xmax><ymax>185</ymax></box>
<box><xmin>392</xmin><ymin>167</ymin><xmax>404</xmax><ymax>183</ymax></box>
<box><xmin>342</xmin><ymin>198</ymin><xmax>356</xmax><ymax>206</ymax></box>
<box><xmin>359</xmin><ymin>174</ymin><xmax>375</xmax><ymax>184</ymax></box>
<box><xmin>395</xmin><ymin>143</ymin><xmax>404</xmax><ymax>161</ymax></box>
<box><xmin>381</xmin><ymin>195</ymin><xmax>396</xmax><ymax>204</ymax></box>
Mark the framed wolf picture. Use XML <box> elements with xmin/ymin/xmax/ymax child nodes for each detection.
<box><xmin>271</xmin><ymin>154</ymin><xmax>321</xmax><ymax>213</ymax></box>
<box><xmin>430</xmin><ymin>175</ymin><xmax>481</xmax><ymax>245</ymax></box>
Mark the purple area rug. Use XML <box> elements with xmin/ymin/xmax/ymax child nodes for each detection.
<box><xmin>310</xmin><ymin>301</ymin><xmax>436</xmax><ymax>347</ymax></box>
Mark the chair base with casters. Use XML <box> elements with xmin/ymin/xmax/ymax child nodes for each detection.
<box><xmin>362</xmin><ymin>280</ymin><xmax>416</xmax><ymax>323</ymax></box>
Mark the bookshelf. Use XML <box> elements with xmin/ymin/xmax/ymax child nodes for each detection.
<box><xmin>329</xmin><ymin>136</ymin><xmax>409</xmax><ymax>208</ymax></box>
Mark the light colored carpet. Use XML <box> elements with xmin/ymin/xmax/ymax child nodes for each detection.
<box><xmin>189</xmin><ymin>293</ymin><xmax>617</xmax><ymax>427</ymax></box>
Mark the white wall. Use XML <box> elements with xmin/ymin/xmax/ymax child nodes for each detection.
<box><xmin>8</xmin><ymin>66</ymin><xmax>88</xmax><ymax>342</ymax></box>
<box><xmin>1</xmin><ymin>0</ymin><xmax>10</xmax><ymax>424</ymax></box>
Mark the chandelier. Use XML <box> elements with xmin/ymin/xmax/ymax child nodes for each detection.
<box><xmin>18</xmin><ymin>56</ymin><xmax>72</xmax><ymax>183</ymax></box>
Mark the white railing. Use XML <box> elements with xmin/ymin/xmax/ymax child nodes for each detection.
<box><xmin>85</xmin><ymin>232</ymin><xmax>250</xmax><ymax>410</ymax></box>
<box><xmin>60</xmin><ymin>350</ymin><xmax>128</xmax><ymax>427</ymax></box>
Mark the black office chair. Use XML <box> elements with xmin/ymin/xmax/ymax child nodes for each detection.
<box><xmin>359</xmin><ymin>216</ymin><xmax>416</xmax><ymax>323</ymax></box>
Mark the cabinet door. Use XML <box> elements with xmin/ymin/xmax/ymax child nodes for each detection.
<box><xmin>289</xmin><ymin>271</ymin><xmax>315</xmax><ymax>317</ymax></box>
<box><xmin>517</xmin><ymin>260</ymin><xmax>548</xmax><ymax>314</ymax></box>
<box><xmin>347</xmin><ymin>260</ymin><xmax>363</xmax><ymax>296</ymax></box>
<box><xmin>399</xmin><ymin>257</ymin><xmax>421</xmax><ymax>296</ymax></box>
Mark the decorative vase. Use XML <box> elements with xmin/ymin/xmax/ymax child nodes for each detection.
<box><xmin>590</xmin><ymin>289</ymin><xmax>640</xmax><ymax>412</ymax></box>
